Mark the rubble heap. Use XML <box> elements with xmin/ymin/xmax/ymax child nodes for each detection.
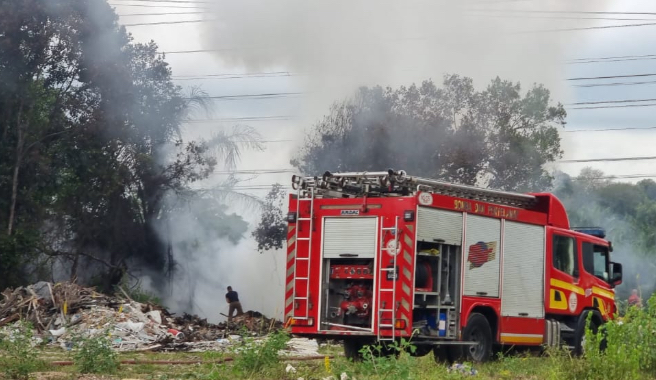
<box><xmin>0</xmin><ymin>281</ymin><xmax>282</xmax><ymax>352</ymax></box>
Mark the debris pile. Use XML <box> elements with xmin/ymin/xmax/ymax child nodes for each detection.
<box><xmin>0</xmin><ymin>281</ymin><xmax>282</xmax><ymax>352</ymax></box>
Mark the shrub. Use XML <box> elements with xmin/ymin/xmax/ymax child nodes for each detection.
<box><xmin>231</xmin><ymin>330</ymin><xmax>290</xmax><ymax>377</ymax></box>
<box><xmin>73</xmin><ymin>331</ymin><xmax>119</xmax><ymax>374</ymax></box>
<box><xmin>0</xmin><ymin>321</ymin><xmax>45</xmax><ymax>380</ymax></box>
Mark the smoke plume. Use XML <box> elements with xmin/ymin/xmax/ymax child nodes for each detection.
<box><xmin>201</xmin><ymin>0</ymin><xmax>615</xmax><ymax>119</ymax></box>
<box><xmin>148</xmin><ymin>1</ymin><xmax>621</xmax><ymax>321</ymax></box>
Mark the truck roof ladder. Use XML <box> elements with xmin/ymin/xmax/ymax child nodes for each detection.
<box><xmin>292</xmin><ymin>169</ymin><xmax>538</xmax><ymax>209</ymax></box>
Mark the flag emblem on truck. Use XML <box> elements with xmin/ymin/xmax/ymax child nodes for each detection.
<box><xmin>468</xmin><ymin>241</ymin><xmax>497</xmax><ymax>269</ymax></box>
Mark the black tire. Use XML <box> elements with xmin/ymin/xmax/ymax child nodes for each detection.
<box><xmin>410</xmin><ymin>344</ymin><xmax>433</xmax><ymax>357</ymax></box>
<box><xmin>461</xmin><ymin>313</ymin><xmax>494</xmax><ymax>363</ymax></box>
<box><xmin>433</xmin><ymin>345</ymin><xmax>450</xmax><ymax>363</ymax></box>
<box><xmin>573</xmin><ymin>311</ymin><xmax>603</xmax><ymax>356</ymax></box>
<box><xmin>343</xmin><ymin>339</ymin><xmax>365</xmax><ymax>361</ymax></box>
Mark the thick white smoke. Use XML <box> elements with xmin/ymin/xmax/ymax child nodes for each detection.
<box><xmin>201</xmin><ymin>0</ymin><xmax>615</xmax><ymax>118</ymax></box>
<box><xmin>146</xmin><ymin>1</ymin><xmax>622</xmax><ymax>322</ymax></box>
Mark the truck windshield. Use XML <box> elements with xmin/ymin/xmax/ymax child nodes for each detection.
<box><xmin>582</xmin><ymin>242</ymin><xmax>609</xmax><ymax>282</ymax></box>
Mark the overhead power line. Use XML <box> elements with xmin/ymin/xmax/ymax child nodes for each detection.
<box><xmin>111</xmin><ymin>0</ymin><xmax>211</xmax><ymax>4</ymax></box>
<box><xmin>181</xmin><ymin>92</ymin><xmax>303</xmax><ymax>101</ymax></box>
<box><xmin>185</xmin><ymin>116</ymin><xmax>293</xmax><ymax>123</ymax></box>
<box><xmin>570</xmin><ymin>98</ymin><xmax>656</xmax><ymax>106</ymax></box>
<box><xmin>172</xmin><ymin>72</ymin><xmax>295</xmax><ymax>80</ymax></box>
<box><xmin>123</xmin><ymin>19</ymin><xmax>207</xmax><ymax>26</ymax></box>
<box><xmin>559</xmin><ymin>156</ymin><xmax>656</xmax><ymax>163</ymax></box>
<box><xmin>522</xmin><ymin>22</ymin><xmax>656</xmax><ymax>33</ymax></box>
<box><xmin>470</xmin><ymin>9</ymin><xmax>656</xmax><ymax>17</ymax></box>
<box><xmin>118</xmin><ymin>11</ymin><xmax>204</xmax><ymax>16</ymax></box>
<box><xmin>214</xmin><ymin>169</ymin><xmax>296</xmax><ymax>175</ymax></box>
<box><xmin>573</xmin><ymin>80</ymin><xmax>656</xmax><ymax>88</ymax></box>
<box><xmin>568</xmin><ymin>73</ymin><xmax>656</xmax><ymax>81</ymax></box>
<box><xmin>108</xmin><ymin>3</ymin><xmax>208</xmax><ymax>9</ymax></box>
<box><xmin>564</xmin><ymin>126</ymin><xmax>656</xmax><ymax>133</ymax></box>
<box><xmin>570</xmin><ymin>103</ymin><xmax>656</xmax><ymax>110</ymax></box>
<box><xmin>571</xmin><ymin>174</ymin><xmax>656</xmax><ymax>181</ymax></box>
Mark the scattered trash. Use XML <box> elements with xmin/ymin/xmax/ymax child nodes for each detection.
<box><xmin>167</xmin><ymin>328</ymin><xmax>184</xmax><ymax>339</ymax></box>
<box><xmin>0</xmin><ymin>281</ymin><xmax>284</xmax><ymax>353</ymax></box>
<box><xmin>49</xmin><ymin>327</ymin><xmax>66</xmax><ymax>337</ymax></box>
<box><xmin>448</xmin><ymin>363</ymin><xmax>478</xmax><ymax>376</ymax></box>
<box><xmin>281</xmin><ymin>338</ymin><xmax>321</xmax><ymax>357</ymax></box>
<box><xmin>286</xmin><ymin>364</ymin><xmax>297</xmax><ymax>373</ymax></box>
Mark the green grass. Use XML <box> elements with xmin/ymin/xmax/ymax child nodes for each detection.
<box><xmin>6</xmin><ymin>296</ymin><xmax>656</xmax><ymax>379</ymax></box>
<box><xmin>0</xmin><ymin>345</ymin><xmax>648</xmax><ymax>380</ymax></box>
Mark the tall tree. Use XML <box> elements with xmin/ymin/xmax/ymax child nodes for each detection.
<box><xmin>0</xmin><ymin>0</ymin><xmax>259</xmax><ymax>290</ymax></box>
<box><xmin>292</xmin><ymin>75</ymin><xmax>565</xmax><ymax>192</ymax></box>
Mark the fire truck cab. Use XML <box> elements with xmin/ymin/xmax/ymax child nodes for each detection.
<box><xmin>284</xmin><ymin>170</ymin><xmax>623</xmax><ymax>362</ymax></box>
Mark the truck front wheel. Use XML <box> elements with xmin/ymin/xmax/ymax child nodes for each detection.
<box><xmin>462</xmin><ymin>313</ymin><xmax>493</xmax><ymax>363</ymax></box>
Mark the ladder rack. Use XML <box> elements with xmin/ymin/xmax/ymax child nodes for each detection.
<box><xmin>292</xmin><ymin>169</ymin><xmax>537</xmax><ymax>209</ymax></box>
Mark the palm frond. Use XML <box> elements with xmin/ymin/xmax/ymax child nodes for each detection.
<box><xmin>205</xmin><ymin>186</ymin><xmax>264</xmax><ymax>212</ymax></box>
<box><xmin>184</xmin><ymin>86</ymin><xmax>214</xmax><ymax>120</ymax></box>
<box><xmin>206</xmin><ymin>124</ymin><xmax>264</xmax><ymax>169</ymax></box>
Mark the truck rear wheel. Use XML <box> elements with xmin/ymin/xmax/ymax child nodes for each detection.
<box><xmin>461</xmin><ymin>313</ymin><xmax>493</xmax><ymax>363</ymax></box>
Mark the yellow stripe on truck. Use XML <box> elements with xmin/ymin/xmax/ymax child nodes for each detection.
<box><xmin>550</xmin><ymin>289</ymin><xmax>568</xmax><ymax>310</ymax></box>
<box><xmin>550</xmin><ymin>279</ymin><xmax>584</xmax><ymax>295</ymax></box>
<box><xmin>592</xmin><ymin>286</ymin><xmax>614</xmax><ymax>300</ymax></box>
<box><xmin>500</xmin><ymin>333</ymin><xmax>544</xmax><ymax>345</ymax></box>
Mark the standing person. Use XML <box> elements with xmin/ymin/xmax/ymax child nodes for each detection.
<box><xmin>628</xmin><ymin>289</ymin><xmax>642</xmax><ymax>308</ymax></box>
<box><xmin>226</xmin><ymin>286</ymin><xmax>244</xmax><ymax>322</ymax></box>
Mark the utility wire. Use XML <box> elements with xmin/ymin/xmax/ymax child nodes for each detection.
<box><xmin>111</xmin><ymin>0</ymin><xmax>211</xmax><ymax>4</ymax></box>
<box><xmin>564</xmin><ymin>126</ymin><xmax>656</xmax><ymax>133</ymax></box>
<box><xmin>568</xmin><ymin>73</ymin><xmax>656</xmax><ymax>81</ymax></box>
<box><xmin>123</xmin><ymin>19</ymin><xmax>207</xmax><ymax>26</ymax></box>
<box><xmin>182</xmin><ymin>92</ymin><xmax>303</xmax><ymax>101</ymax></box>
<box><xmin>570</xmin><ymin>103</ymin><xmax>656</xmax><ymax>110</ymax></box>
<box><xmin>108</xmin><ymin>3</ymin><xmax>208</xmax><ymax>9</ymax></box>
<box><xmin>570</xmin><ymin>98</ymin><xmax>656</xmax><ymax>106</ymax></box>
<box><xmin>571</xmin><ymin>174</ymin><xmax>656</xmax><ymax>181</ymax></box>
<box><xmin>519</xmin><ymin>22</ymin><xmax>656</xmax><ymax>33</ymax></box>
<box><xmin>118</xmin><ymin>11</ymin><xmax>204</xmax><ymax>16</ymax></box>
<box><xmin>573</xmin><ymin>80</ymin><xmax>656</xmax><ymax>88</ymax></box>
<box><xmin>559</xmin><ymin>156</ymin><xmax>656</xmax><ymax>163</ymax></box>
<box><xmin>469</xmin><ymin>9</ymin><xmax>656</xmax><ymax>17</ymax></box>
<box><xmin>172</xmin><ymin>72</ymin><xmax>296</xmax><ymax>80</ymax></box>
<box><xmin>184</xmin><ymin>116</ymin><xmax>293</xmax><ymax>123</ymax></box>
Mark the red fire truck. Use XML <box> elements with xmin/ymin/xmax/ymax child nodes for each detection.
<box><xmin>284</xmin><ymin>170</ymin><xmax>623</xmax><ymax>362</ymax></box>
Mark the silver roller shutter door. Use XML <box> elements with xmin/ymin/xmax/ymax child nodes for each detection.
<box><xmin>417</xmin><ymin>207</ymin><xmax>463</xmax><ymax>245</ymax></box>
<box><xmin>322</xmin><ymin>217</ymin><xmax>377</xmax><ymax>258</ymax></box>
<box><xmin>501</xmin><ymin>221</ymin><xmax>545</xmax><ymax>318</ymax></box>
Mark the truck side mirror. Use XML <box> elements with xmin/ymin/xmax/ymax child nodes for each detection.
<box><xmin>610</xmin><ymin>262</ymin><xmax>623</xmax><ymax>287</ymax></box>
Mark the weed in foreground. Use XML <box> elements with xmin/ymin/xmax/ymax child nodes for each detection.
<box><xmin>230</xmin><ymin>329</ymin><xmax>290</xmax><ymax>378</ymax></box>
<box><xmin>0</xmin><ymin>321</ymin><xmax>46</xmax><ymax>380</ymax></box>
<box><xmin>73</xmin><ymin>330</ymin><xmax>119</xmax><ymax>374</ymax></box>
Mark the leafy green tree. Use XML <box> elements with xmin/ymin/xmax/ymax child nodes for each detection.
<box><xmin>252</xmin><ymin>184</ymin><xmax>287</xmax><ymax>253</ymax></box>
<box><xmin>292</xmin><ymin>75</ymin><xmax>565</xmax><ymax>192</ymax></box>
<box><xmin>0</xmin><ymin>0</ymin><xmax>259</xmax><ymax>290</ymax></box>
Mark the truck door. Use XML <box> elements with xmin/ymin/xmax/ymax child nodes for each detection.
<box><xmin>548</xmin><ymin>231</ymin><xmax>581</xmax><ymax>315</ymax></box>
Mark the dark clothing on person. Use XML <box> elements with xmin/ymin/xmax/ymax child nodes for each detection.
<box><xmin>228</xmin><ymin>301</ymin><xmax>244</xmax><ymax>321</ymax></box>
<box><xmin>226</xmin><ymin>290</ymin><xmax>239</xmax><ymax>303</ymax></box>
<box><xmin>225</xmin><ymin>289</ymin><xmax>243</xmax><ymax>321</ymax></box>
